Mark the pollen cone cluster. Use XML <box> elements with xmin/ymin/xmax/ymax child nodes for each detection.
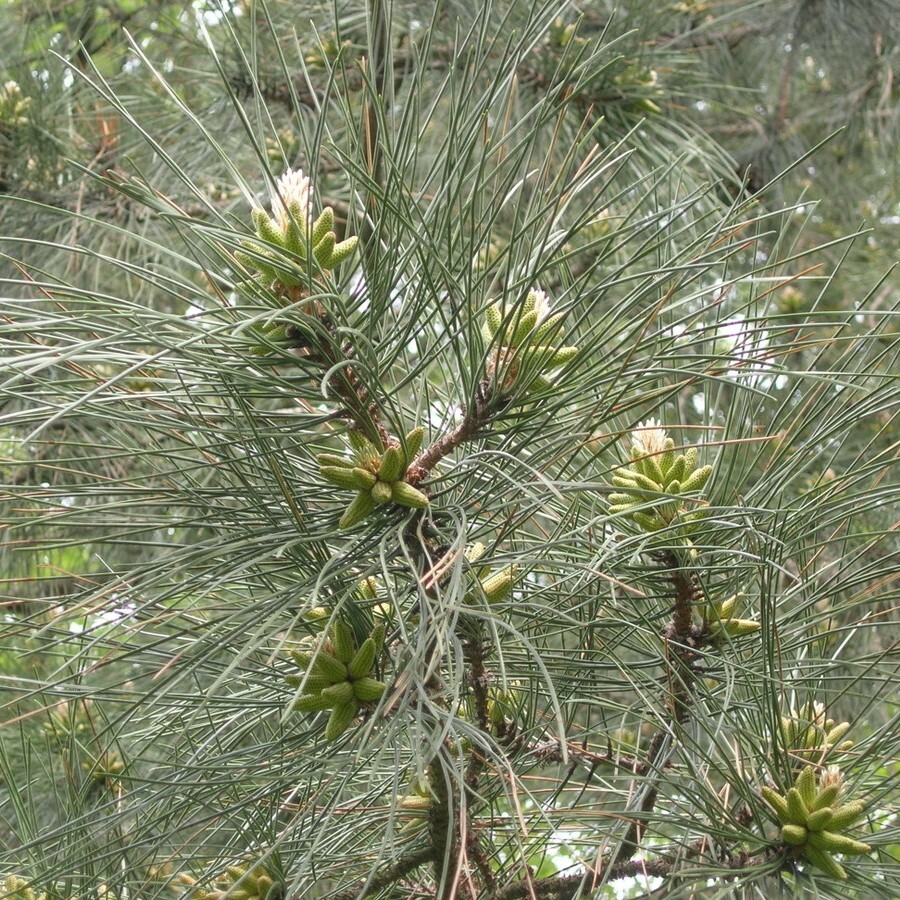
<box><xmin>0</xmin><ymin>80</ymin><xmax>31</xmax><ymax>127</ymax></box>
<box><xmin>318</xmin><ymin>427</ymin><xmax>429</xmax><ymax>529</ymax></box>
<box><xmin>464</xmin><ymin>542</ymin><xmax>518</xmax><ymax>603</ymax></box>
<box><xmin>487</xmin><ymin>682</ymin><xmax>522</xmax><ymax>730</ymax></box>
<box><xmin>287</xmin><ymin>620</ymin><xmax>387</xmax><ymax>741</ymax></box>
<box><xmin>177</xmin><ymin>860</ymin><xmax>284</xmax><ymax>900</ymax></box>
<box><xmin>3</xmin><ymin>875</ymin><xmax>41</xmax><ymax>900</ymax></box>
<box><xmin>236</xmin><ymin>168</ymin><xmax>358</xmax><ymax>289</ymax></box>
<box><xmin>761</xmin><ymin>765</ymin><xmax>871</xmax><ymax>880</ymax></box>
<box><xmin>780</xmin><ymin>702</ymin><xmax>854</xmax><ymax>763</ymax></box>
<box><xmin>706</xmin><ymin>591</ymin><xmax>761</xmax><ymax>640</ymax></box>
<box><xmin>608</xmin><ymin>419</ymin><xmax>712</xmax><ymax>532</ymax></box>
<box><xmin>1</xmin><ymin>875</ymin><xmax>76</xmax><ymax>900</ymax></box>
<box><xmin>482</xmin><ymin>288</ymin><xmax>578</xmax><ymax>396</ymax></box>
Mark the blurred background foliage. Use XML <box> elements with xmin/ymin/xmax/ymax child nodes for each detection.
<box><xmin>0</xmin><ymin>0</ymin><xmax>897</xmax><ymax>897</ymax></box>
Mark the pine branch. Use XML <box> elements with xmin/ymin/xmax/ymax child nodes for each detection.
<box><xmin>612</xmin><ymin>549</ymin><xmax>703</xmax><ymax>865</ymax></box>
<box><xmin>493</xmin><ymin>858</ymin><xmax>672</xmax><ymax>900</ymax></box>
<box><xmin>493</xmin><ymin>844</ymin><xmax>778</xmax><ymax>900</ymax></box>
<box><xmin>660</xmin><ymin>549</ymin><xmax>704</xmax><ymax>724</ymax></box>
<box><xmin>467</xmin><ymin>828</ymin><xmax>498</xmax><ymax>895</ymax></box>
<box><xmin>326</xmin><ymin>847</ymin><xmax>434</xmax><ymax>900</ymax></box>
<box><xmin>407</xmin><ymin>381</ymin><xmax>502</xmax><ymax>484</ymax></box>
<box><xmin>530</xmin><ymin>739</ymin><xmax>647</xmax><ymax>775</ymax></box>
<box><xmin>463</xmin><ymin>625</ymin><xmax>491</xmax><ymax>792</ymax></box>
<box><xmin>656</xmin><ymin>22</ymin><xmax>775</xmax><ymax>50</ymax></box>
<box><xmin>428</xmin><ymin>751</ymin><xmax>456</xmax><ymax>899</ymax></box>
<box><xmin>358</xmin><ymin>0</ymin><xmax>389</xmax><ymax>251</ymax></box>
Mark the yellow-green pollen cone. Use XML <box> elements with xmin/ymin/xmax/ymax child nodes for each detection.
<box><xmin>760</xmin><ymin>765</ymin><xmax>871</xmax><ymax>880</ymax></box>
<box><xmin>3</xmin><ymin>875</ymin><xmax>40</xmax><ymax>900</ymax></box>
<box><xmin>176</xmin><ymin>858</ymin><xmax>284</xmax><ymax>900</ymax></box>
<box><xmin>607</xmin><ymin>419</ymin><xmax>713</xmax><ymax>533</ymax></box>
<box><xmin>318</xmin><ymin>427</ymin><xmax>428</xmax><ymax>529</ymax></box>
<box><xmin>0</xmin><ymin>80</ymin><xmax>31</xmax><ymax>127</ymax></box>
<box><xmin>779</xmin><ymin>701</ymin><xmax>855</xmax><ymax>764</ymax></box>
<box><xmin>463</xmin><ymin>542</ymin><xmax>519</xmax><ymax>604</ymax></box>
<box><xmin>236</xmin><ymin>167</ymin><xmax>358</xmax><ymax>289</ymax></box>
<box><xmin>286</xmin><ymin>620</ymin><xmax>387</xmax><ymax>741</ymax></box>
<box><xmin>482</xmin><ymin>287</ymin><xmax>579</xmax><ymax>396</ymax></box>
<box><xmin>706</xmin><ymin>591</ymin><xmax>761</xmax><ymax>641</ymax></box>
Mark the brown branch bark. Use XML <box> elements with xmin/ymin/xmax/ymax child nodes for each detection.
<box><xmin>463</xmin><ymin>627</ymin><xmax>491</xmax><ymax>794</ymax></box>
<box><xmin>611</xmin><ymin>549</ymin><xmax>702</xmax><ymax>866</ymax></box>
<box><xmin>467</xmin><ymin>827</ymin><xmax>498</xmax><ymax>894</ymax></box>
<box><xmin>428</xmin><ymin>752</ymin><xmax>458</xmax><ymax>900</ymax></box>
<box><xmin>407</xmin><ymin>381</ymin><xmax>501</xmax><ymax>484</ymax></box>
<box><xmin>495</xmin><ymin>842</ymin><xmax>776</xmax><ymax>900</ymax></box>
<box><xmin>659</xmin><ymin>550</ymin><xmax>703</xmax><ymax>724</ymax></box>
<box><xmin>494</xmin><ymin>857</ymin><xmax>672</xmax><ymax>900</ymax></box>
<box><xmin>326</xmin><ymin>847</ymin><xmax>434</xmax><ymax>900</ymax></box>
<box><xmin>530</xmin><ymin>739</ymin><xmax>644</xmax><ymax>774</ymax></box>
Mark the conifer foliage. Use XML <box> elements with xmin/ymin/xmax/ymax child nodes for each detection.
<box><xmin>1</xmin><ymin>2</ymin><xmax>897</xmax><ymax>899</ymax></box>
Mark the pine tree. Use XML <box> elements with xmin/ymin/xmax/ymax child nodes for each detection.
<box><xmin>1</xmin><ymin>2</ymin><xmax>897</xmax><ymax>898</ymax></box>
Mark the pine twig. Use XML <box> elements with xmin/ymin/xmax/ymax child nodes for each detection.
<box><xmin>286</xmin><ymin>299</ymin><xmax>389</xmax><ymax>447</ymax></box>
<box><xmin>611</xmin><ymin>549</ymin><xmax>702</xmax><ymax>865</ymax></box>
<box><xmin>493</xmin><ymin>858</ymin><xmax>672</xmax><ymax>900</ymax></box>
<box><xmin>326</xmin><ymin>847</ymin><xmax>434</xmax><ymax>900</ymax></box>
<box><xmin>530</xmin><ymin>739</ymin><xmax>644</xmax><ymax>774</ymax></box>
<box><xmin>428</xmin><ymin>751</ymin><xmax>457</xmax><ymax>899</ymax></box>
<box><xmin>407</xmin><ymin>380</ymin><xmax>501</xmax><ymax>484</ymax></box>
<box><xmin>463</xmin><ymin>627</ymin><xmax>491</xmax><ymax>792</ymax></box>
<box><xmin>494</xmin><ymin>841</ymin><xmax>776</xmax><ymax>899</ymax></box>
<box><xmin>467</xmin><ymin>827</ymin><xmax>498</xmax><ymax>894</ymax></box>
